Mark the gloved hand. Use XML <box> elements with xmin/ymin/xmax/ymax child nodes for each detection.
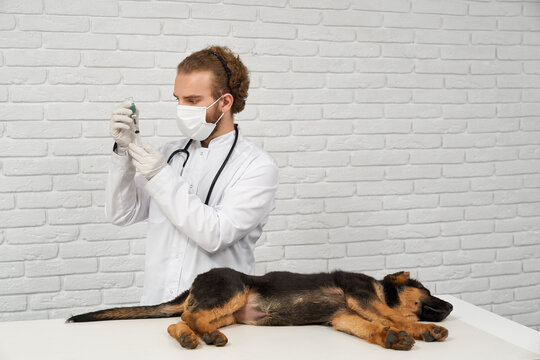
<box><xmin>128</xmin><ymin>143</ymin><xmax>167</xmax><ymax>180</ymax></box>
<box><xmin>110</xmin><ymin>101</ymin><xmax>138</xmax><ymax>154</ymax></box>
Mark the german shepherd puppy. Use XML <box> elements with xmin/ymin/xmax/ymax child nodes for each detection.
<box><xmin>67</xmin><ymin>268</ymin><xmax>453</xmax><ymax>351</ymax></box>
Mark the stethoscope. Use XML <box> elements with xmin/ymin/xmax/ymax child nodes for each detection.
<box><xmin>167</xmin><ymin>124</ymin><xmax>239</xmax><ymax>205</ymax></box>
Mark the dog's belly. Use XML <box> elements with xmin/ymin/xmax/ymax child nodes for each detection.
<box><xmin>233</xmin><ymin>288</ymin><xmax>346</xmax><ymax>326</ymax></box>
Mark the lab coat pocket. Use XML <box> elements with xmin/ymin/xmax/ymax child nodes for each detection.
<box><xmin>148</xmin><ymin>200</ymin><xmax>167</xmax><ymax>223</ymax></box>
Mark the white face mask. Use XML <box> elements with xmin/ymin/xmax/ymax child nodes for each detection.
<box><xmin>176</xmin><ymin>96</ymin><xmax>224</xmax><ymax>141</ymax></box>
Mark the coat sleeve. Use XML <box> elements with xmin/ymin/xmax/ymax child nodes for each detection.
<box><xmin>105</xmin><ymin>150</ymin><xmax>150</xmax><ymax>225</ymax></box>
<box><xmin>144</xmin><ymin>155</ymin><xmax>279</xmax><ymax>253</ymax></box>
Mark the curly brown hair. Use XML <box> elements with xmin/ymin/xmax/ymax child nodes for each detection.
<box><xmin>177</xmin><ymin>45</ymin><xmax>249</xmax><ymax>115</ymax></box>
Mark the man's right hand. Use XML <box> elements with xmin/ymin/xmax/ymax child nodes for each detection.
<box><xmin>110</xmin><ymin>101</ymin><xmax>137</xmax><ymax>153</ymax></box>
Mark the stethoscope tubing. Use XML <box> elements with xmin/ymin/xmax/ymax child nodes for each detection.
<box><xmin>166</xmin><ymin>125</ymin><xmax>239</xmax><ymax>205</ymax></box>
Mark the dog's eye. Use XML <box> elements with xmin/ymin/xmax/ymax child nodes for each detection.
<box><xmin>415</xmin><ymin>302</ymin><xmax>419</xmax><ymax>305</ymax></box>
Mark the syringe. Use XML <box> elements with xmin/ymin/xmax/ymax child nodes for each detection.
<box><xmin>125</xmin><ymin>97</ymin><xmax>142</xmax><ymax>146</ymax></box>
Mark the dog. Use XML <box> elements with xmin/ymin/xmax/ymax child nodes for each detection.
<box><xmin>67</xmin><ymin>267</ymin><xmax>453</xmax><ymax>351</ymax></box>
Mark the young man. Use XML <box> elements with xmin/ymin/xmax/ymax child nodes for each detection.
<box><xmin>107</xmin><ymin>46</ymin><xmax>279</xmax><ymax>306</ymax></box>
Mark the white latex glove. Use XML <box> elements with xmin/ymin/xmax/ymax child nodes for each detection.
<box><xmin>110</xmin><ymin>101</ymin><xmax>138</xmax><ymax>154</ymax></box>
<box><xmin>128</xmin><ymin>143</ymin><xmax>167</xmax><ymax>180</ymax></box>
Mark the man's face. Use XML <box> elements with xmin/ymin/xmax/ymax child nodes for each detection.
<box><xmin>173</xmin><ymin>70</ymin><xmax>220</xmax><ymax>122</ymax></box>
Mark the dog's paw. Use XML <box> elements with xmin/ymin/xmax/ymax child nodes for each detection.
<box><xmin>203</xmin><ymin>330</ymin><xmax>228</xmax><ymax>347</ymax></box>
<box><xmin>384</xmin><ymin>328</ymin><xmax>415</xmax><ymax>351</ymax></box>
<box><xmin>421</xmin><ymin>325</ymin><xmax>448</xmax><ymax>342</ymax></box>
<box><xmin>179</xmin><ymin>331</ymin><xmax>199</xmax><ymax>349</ymax></box>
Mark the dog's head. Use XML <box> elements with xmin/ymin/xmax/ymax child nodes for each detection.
<box><xmin>382</xmin><ymin>272</ymin><xmax>453</xmax><ymax>322</ymax></box>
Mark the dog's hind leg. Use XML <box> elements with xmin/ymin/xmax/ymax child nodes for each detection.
<box><xmin>181</xmin><ymin>290</ymin><xmax>249</xmax><ymax>347</ymax></box>
<box><xmin>331</xmin><ymin>310</ymin><xmax>415</xmax><ymax>351</ymax></box>
<box><xmin>168</xmin><ymin>321</ymin><xmax>199</xmax><ymax>349</ymax></box>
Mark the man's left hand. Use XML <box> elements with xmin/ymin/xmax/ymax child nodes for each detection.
<box><xmin>128</xmin><ymin>143</ymin><xmax>167</xmax><ymax>180</ymax></box>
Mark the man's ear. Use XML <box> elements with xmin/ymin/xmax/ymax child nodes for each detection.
<box><xmin>384</xmin><ymin>271</ymin><xmax>410</xmax><ymax>286</ymax></box>
<box><xmin>219</xmin><ymin>93</ymin><xmax>234</xmax><ymax>114</ymax></box>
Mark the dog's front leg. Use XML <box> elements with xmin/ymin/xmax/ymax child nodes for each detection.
<box><xmin>371</xmin><ymin>303</ymin><xmax>449</xmax><ymax>342</ymax></box>
<box><xmin>331</xmin><ymin>310</ymin><xmax>415</xmax><ymax>350</ymax></box>
<box><xmin>348</xmin><ymin>299</ymin><xmax>448</xmax><ymax>343</ymax></box>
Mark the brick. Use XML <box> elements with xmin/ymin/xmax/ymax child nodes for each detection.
<box><xmin>278</xmin><ymin>168</ymin><xmax>325</xmax><ymax>184</ymax></box>
<box><xmin>32</xmin><ymin>291</ymin><xmax>102</xmax><ymax>310</ymax></box>
<box><xmin>45</xmin><ymin>0</ymin><xmax>117</xmax><ymax>15</ymax></box>
<box><xmin>383</xmin><ymin>194</ymin><xmax>438</xmax><ymax>210</ymax></box>
<box><xmin>289</xmin><ymin>152</ymin><xmax>349</xmax><ymax>168</ymax></box>
<box><xmin>440</xmin><ymin>192</ymin><xmax>493</xmax><ymax>207</ymax></box>
<box><xmin>191</xmin><ymin>4</ymin><xmax>256</xmax><ymax>21</ymax></box>
<box><xmin>386</xmin><ymin>165</ymin><xmax>441</xmax><ymax>180</ymax></box>
<box><xmin>327</xmin><ymin>135</ymin><xmax>384</xmax><ymax>151</ymax></box>
<box><xmin>0</xmin><ymin>0</ymin><xmax>43</xmax><ymax>14</ymax></box>
<box><xmin>441</xmin><ymin>220</ymin><xmax>494</xmax><ymax>236</ymax></box>
<box><xmin>7</xmin><ymin>122</ymin><xmax>81</xmax><ymax>139</ymax></box>
<box><xmin>100</xmin><ymin>256</ymin><xmax>145</xmax><ymax>273</ymax></box>
<box><xmin>329</xmin><ymin>256</ymin><xmax>385</xmax><ymax>272</ymax></box>
<box><xmin>413</xmin><ymin>0</ymin><xmax>467</xmax><ymax>15</ymax></box>
<box><xmin>349</xmin><ymin>211</ymin><xmax>407</xmax><ymax>227</ymax></box>
<box><xmin>92</xmin><ymin>18</ymin><xmax>160</xmax><ymax>35</ymax></box>
<box><xmin>163</xmin><ymin>19</ymin><xmax>230</xmax><ymax>36</ymax></box>
<box><xmin>19</xmin><ymin>15</ymin><xmax>90</xmax><ymax>32</ymax></box>
<box><xmin>285</xmin><ymin>244</ymin><xmax>346</xmax><ymax>259</ymax></box>
<box><xmin>405</xmin><ymin>237</ymin><xmax>460</xmax><ymax>253</ymax></box>
<box><xmin>0</xmin><ymin>295</ymin><xmax>27</xmax><ymax>312</ymax></box>
<box><xmin>6</xmin><ymin>226</ymin><xmax>79</xmax><ymax>244</ymax></box>
<box><xmin>0</xmin><ymin>277</ymin><xmax>60</xmax><ymax>295</ymax></box>
<box><xmin>48</xmin><ymin>68</ymin><xmax>121</xmax><ymax>85</ymax></box>
<box><xmin>274</xmin><ymin>199</ymin><xmax>323</xmax><ymax>215</ymax></box>
<box><xmin>18</xmin><ymin>191</ymin><xmax>90</xmax><ymax>209</ymax></box>
<box><xmin>0</xmin><ymin>104</ymin><xmax>43</xmax><ymax>121</ymax></box>
<box><xmin>443</xmin><ymin>163</ymin><xmax>494</xmax><ymax>178</ymax></box>
<box><xmin>26</xmin><ymin>259</ymin><xmax>97</xmax><ymax>277</ymax></box>
<box><xmin>84</xmin><ymin>51</ymin><xmax>154</xmax><ymax>68</ymax></box>
<box><xmin>0</xmin><ymin>32</ymin><xmax>41</xmax><ymax>49</ymax></box>
<box><xmin>388</xmin><ymin>224</ymin><xmax>441</xmax><ymax>240</ymax></box>
<box><xmin>293</xmin><ymin>89</ymin><xmax>353</xmax><ymax>104</ymax></box>
<box><xmin>386</xmin><ymin>253</ymin><xmax>442</xmax><ymax>269</ymax></box>
<box><xmin>103</xmin><ymin>287</ymin><xmax>143</xmax><ymax>305</ymax></box>
<box><xmin>48</xmin><ymin>208</ymin><xmax>107</xmax><ymax>225</ymax></box>
<box><xmin>233</xmin><ymin>22</ymin><xmax>296</xmax><ymax>40</ymax></box>
<box><xmin>325</xmin><ymin>196</ymin><xmax>381</xmax><ymax>213</ymax></box>
<box><xmin>266</xmin><ymin>229</ymin><xmax>327</xmax><ymax>246</ymax></box>
<box><xmin>0</xmin><ymin>194</ymin><xmax>15</xmax><ymax>210</ymax></box>
<box><xmin>347</xmin><ymin>240</ymin><xmax>403</xmax><ymax>256</ymax></box>
<box><xmin>5</xmin><ymin>50</ymin><xmax>80</xmax><ymax>67</ymax></box>
<box><xmin>64</xmin><ymin>273</ymin><xmax>134</xmax><ymax>291</ymax></box>
<box><xmin>0</xmin><ymin>262</ymin><xmax>24</xmax><ymax>279</ymax></box>
<box><xmin>0</xmin><ymin>176</ymin><xmax>52</xmax><ymax>193</ymax></box>
<box><xmin>292</xmin><ymin>121</ymin><xmax>352</xmax><ymax>136</ymax></box>
<box><xmin>287</xmin><ymin>214</ymin><xmax>348</xmax><ymax>230</ymax></box>
<box><xmin>0</xmin><ymin>68</ymin><xmax>46</xmax><ymax>84</ymax></box>
<box><xmin>11</xmin><ymin>85</ymin><xmax>85</xmax><ymax>102</ymax></box>
<box><xmin>289</xmin><ymin>0</ymin><xmax>349</xmax><ymax>10</ymax></box>
<box><xmin>259</xmin><ymin>7</ymin><xmax>321</xmax><ymax>24</ymax></box>
<box><xmin>267</xmin><ymin>260</ymin><xmax>328</xmax><ymax>274</ymax></box>
<box><xmin>254</xmin><ymin>246</ymin><xmax>283</xmax><ymax>262</ymax></box>
<box><xmin>436</xmin><ymin>278</ymin><xmax>489</xmax><ymax>294</ymax></box>
<box><xmin>44</xmin><ymin>33</ymin><xmax>116</xmax><ymax>50</ymax></box>
<box><xmin>326</xmin><ymin>167</ymin><xmax>385</xmax><ymax>182</ymax></box>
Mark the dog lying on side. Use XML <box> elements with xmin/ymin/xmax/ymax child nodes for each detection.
<box><xmin>67</xmin><ymin>268</ymin><xmax>453</xmax><ymax>351</ymax></box>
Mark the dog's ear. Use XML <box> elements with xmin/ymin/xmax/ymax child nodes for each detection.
<box><xmin>384</xmin><ymin>271</ymin><xmax>410</xmax><ymax>286</ymax></box>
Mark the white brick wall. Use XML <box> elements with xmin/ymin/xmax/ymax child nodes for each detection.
<box><xmin>1</xmin><ymin>0</ymin><xmax>539</xmax><ymax>331</ymax></box>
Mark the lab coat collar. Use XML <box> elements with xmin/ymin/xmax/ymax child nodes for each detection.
<box><xmin>199</xmin><ymin>128</ymin><xmax>237</xmax><ymax>149</ymax></box>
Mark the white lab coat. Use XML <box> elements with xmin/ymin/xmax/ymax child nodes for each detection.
<box><xmin>105</xmin><ymin>130</ymin><xmax>279</xmax><ymax>305</ymax></box>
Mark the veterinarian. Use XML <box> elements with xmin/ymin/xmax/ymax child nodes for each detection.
<box><xmin>106</xmin><ymin>46</ymin><xmax>279</xmax><ymax>306</ymax></box>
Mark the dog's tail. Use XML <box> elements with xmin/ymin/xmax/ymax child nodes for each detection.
<box><xmin>66</xmin><ymin>290</ymin><xmax>189</xmax><ymax>323</ymax></box>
